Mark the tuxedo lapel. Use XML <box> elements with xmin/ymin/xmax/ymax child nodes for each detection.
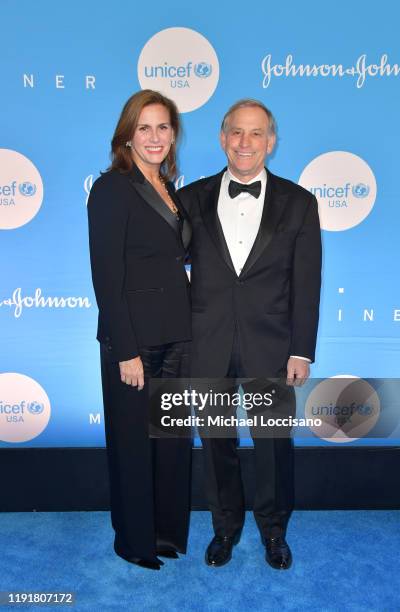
<box><xmin>129</xmin><ymin>178</ymin><xmax>181</xmax><ymax>239</ymax></box>
<box><xmin>199</xmin><ymin>170</ymin><xmax>236</xmax><ymax>275</ymax></box>
<box><xmin>240</xmin><ymin>170</ymin><xmax>289</xmax><ymax>278</ymax></box>
<box><xmin>166</xmin><ymin>182</ymin><xmax>192</xmax><ymax>251</ymax></box>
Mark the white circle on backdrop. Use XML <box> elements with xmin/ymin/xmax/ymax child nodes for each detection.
<box><xmin>0</xmin><ymin>373</ymin><xmax>51</xmax><ymax>443</ymax></box>
<box><xmin>137</xmin><ymin>27</ymin><xmax>219</xmax><ymax>113</ymax></box>
<box><xmin>0</xmin><ymin>149</ymin><xmax>44</xmax><ymax>230</ymax></box>
<box><xmin>304</xmin><ymin>375</ymin><xmax>380</xmax><ymax>443</ymax></box>
<box><xmin>298</xmin><ymin>151</ymin><xmax>377</xmax><ymax>231</ymax></box>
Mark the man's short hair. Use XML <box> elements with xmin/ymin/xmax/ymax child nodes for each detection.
<box><xmin>221</xmin><ymin>99</ymin><xmax>277</xmax><ymax>136</ymax></box>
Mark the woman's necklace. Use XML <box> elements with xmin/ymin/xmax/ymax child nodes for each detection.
<box><xmin>158</xmin><ymin>177</ymin><xmax>179</xmax><ymax>217</ymax></box>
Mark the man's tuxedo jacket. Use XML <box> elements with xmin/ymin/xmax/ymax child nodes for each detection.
<box><xmin>178</xmin><ymin>168</ymin><xmax>322</xmax><ymax>378</ymax></box>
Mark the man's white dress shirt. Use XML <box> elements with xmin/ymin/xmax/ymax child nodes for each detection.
<box><xmin>217</xmin><ymin>168</ymin><xmax>266</xmax><ymax>276</ymax></box>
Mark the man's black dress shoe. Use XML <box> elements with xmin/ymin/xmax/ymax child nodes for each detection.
<box><xmin>264</xmin><ymin>535</ymin><xmax>292</xmax><ymax>570</ymax></box>
<box><xmin>157</xmin><ymin>550</ymin><xmax>179</xmax><ymax>559</ymax></box>
<box><xmin>205</xmin><ymin>533</ymin><xmax>240</xmax><ymax>567</ymax></box>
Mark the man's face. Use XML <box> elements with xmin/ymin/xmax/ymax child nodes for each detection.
<box><xmin>220</xmin><ymin>106</ymin><xmax>276</xmax><ymax>182</ymax></box>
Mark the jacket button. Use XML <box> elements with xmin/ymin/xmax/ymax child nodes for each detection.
<box><xmin>107</xmin><ymin>345</ymin><xmax>112</xmax><ymax>351</ymax></box>
<box><xmin>236</xmin><ymin>280</ymin><xmax>243</xmax><ymax>286</ymax></box>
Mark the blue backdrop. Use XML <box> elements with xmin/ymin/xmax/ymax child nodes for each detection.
<box><xmin>1</xmin><ymin>0</ymin><xmax>399</xmax><ymax>447</ymax></box>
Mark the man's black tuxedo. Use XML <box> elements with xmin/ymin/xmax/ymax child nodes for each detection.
<box><xmin>178</xmin><ymin>168</ymin><xmax>321</xmax><ymax>379</ymax></box>
<box><xmin>178</xmin><ymin>167</ymin><xmax>321</xmax><ymax>539</ymax></box>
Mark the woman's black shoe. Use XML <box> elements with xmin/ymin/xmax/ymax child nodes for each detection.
<box><xmin>157</xmin><ymin>550</ymin><xmax>179</xmax><ymax>559</ymax></box>
<box><xmin>114</xmin><ymin>541</ymin><xmax>164</xmax><ymax>569</ymax></box>
<box><xmin>131</xmin><ymin>558</ymin><xmax>163</xmax><ymax>570</ymax></box>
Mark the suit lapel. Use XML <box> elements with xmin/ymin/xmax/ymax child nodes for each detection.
<box><xmin>200</xmin><ymin>170</ymin><xmax>236</xmax><ymax>275</ymax></box>
<box><xmin>200</xmin><ymin>168</ymin><xmax>289</xmax><ymax>277</ymax></box>
<box><xmin>240</xmin><ymin>170</ymin><xmax>289</xmax><ymax>278</ymax></box>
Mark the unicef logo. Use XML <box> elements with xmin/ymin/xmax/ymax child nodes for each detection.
<box><xmin>305</xmin><ymin>376</ymin><xmax>380</xmax><ymax>443</ymax></box>
<box><xmin>138</xmin><ymin>28</ymin><xmax>220</xmax><ymax>113</ymax></box>
<box><xmin>194</xmin><ymin>62</ymin><xmax>212</xmax><ymax>78</ymax></box>
<box><xmin>352</xmin><ymin>183</ymin><xmax>370</xmax><ymax>198</ymax></box>
<box><xmin>28</xmin><ymin>401</ymin><xmax>44</xmax><ymax>415</ymax></box>
<box><xmin>0</xmin><ymin>373</ymin><xmax>51</xmax><ymax>443</ymax></box>
<box><xmin>19</xmin><ymin>181</ymin><xmax>37</xmax><ymax>197</ymax></box>
<box><xmin>298</xmin><ymin>151</ymin><xmax>377</xmax><ymax>231</ymax></box>
<box><xmin>0</xmin><ymin>149</ymin><xmax>44</xmax><ymax>230</ymax></box>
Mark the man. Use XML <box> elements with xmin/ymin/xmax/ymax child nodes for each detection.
<box><xmin>178</xmin><ymin>100</ymin><xmax>321</xmax><ymax>569</ymax></box>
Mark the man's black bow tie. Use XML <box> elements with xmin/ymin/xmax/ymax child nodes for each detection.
<box><xmin>228</xmin><ymin>179</ymin><xmax>262</xmax><ymax>199</ymax></box>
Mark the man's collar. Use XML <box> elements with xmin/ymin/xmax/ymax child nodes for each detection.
<box><xmin>225</xmin><ymin>167</ymin><xmax>267</xmax><ymax>185</ymax></box>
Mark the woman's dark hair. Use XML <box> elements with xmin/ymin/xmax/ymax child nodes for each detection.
<box><xmin>109</xmin><ymin>89</ymin><xmax>181</xmax><ymax>180</ymax></box>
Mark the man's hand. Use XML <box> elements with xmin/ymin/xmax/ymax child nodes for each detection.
<box><xmin>119</xmin><ymin>356</ymin><xmax>144</xmax><ymax>390</ymax></box>
<box><xmin>286</xmin><ymin>357</ymin><xmax>310</xmax><ymax>387</ymax></box>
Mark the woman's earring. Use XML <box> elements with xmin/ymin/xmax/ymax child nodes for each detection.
<box><xmin>125</xmin><ymin>141</ymin><xmax>132</xmax><ymax>148</ymax></box>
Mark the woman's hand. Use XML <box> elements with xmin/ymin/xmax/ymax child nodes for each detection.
<box><xmin>119</xmin><ymin>356</ymin><xmax>144</xmax><ymax>390</ymax></box>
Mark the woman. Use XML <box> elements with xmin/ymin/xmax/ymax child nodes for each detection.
<box><xmin>88</xmin><ymin>90</ymin><xmax>192</xmax><ymax>570</ymax></box>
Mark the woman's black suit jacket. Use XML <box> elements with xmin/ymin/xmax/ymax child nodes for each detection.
<box><xmin>88</xmin><ymin>163</ymin><xmax>192</xmax><ymax>362</ymax></box>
